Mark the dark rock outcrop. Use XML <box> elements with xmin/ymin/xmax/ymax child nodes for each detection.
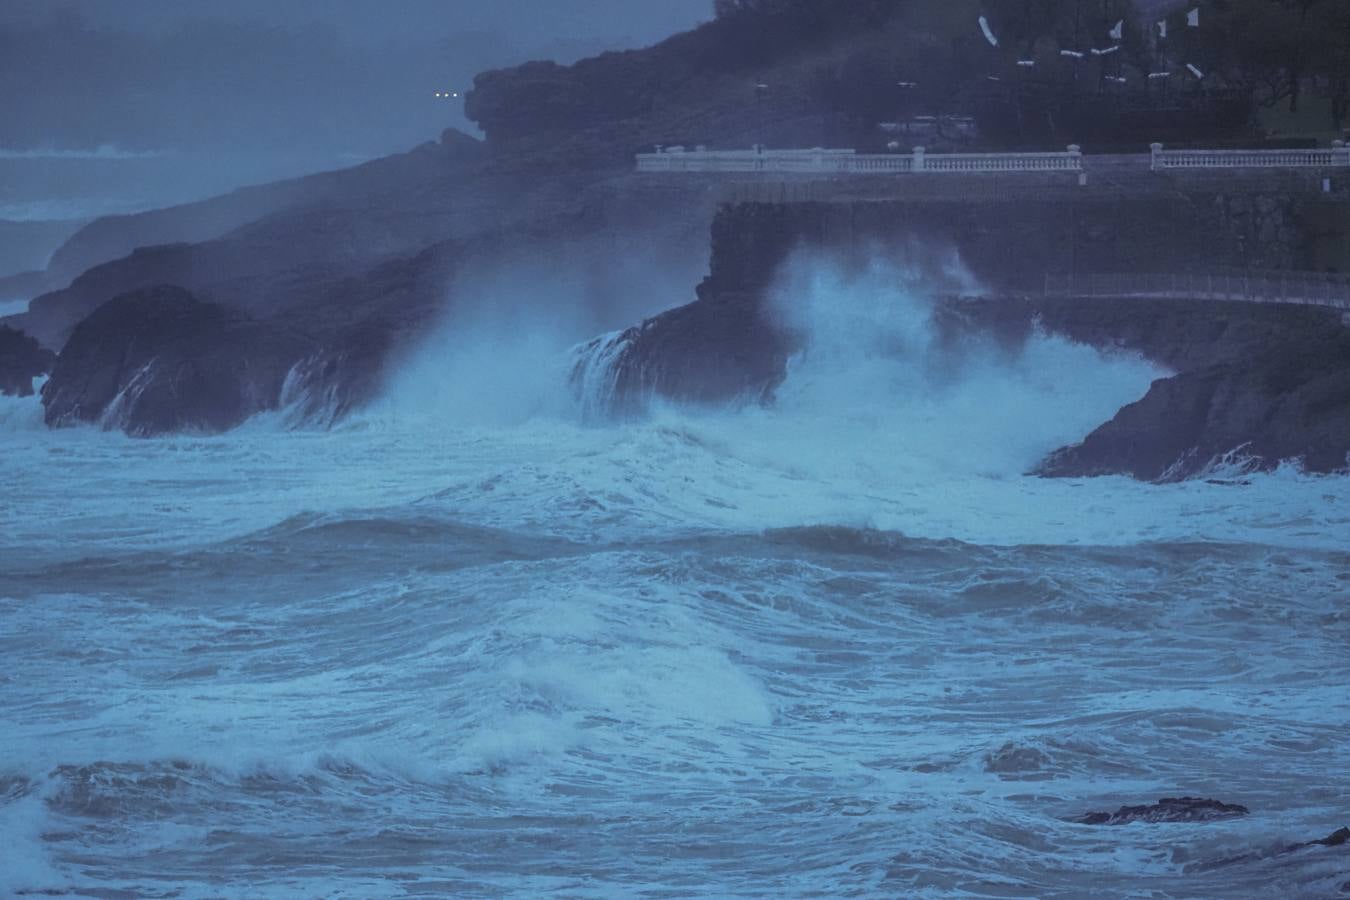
<box><xmin>573</xmin><ymin>290</ymin><xmax>790</xmax><ymax>415</ymax></box>
<box><xmin>1038</xmin><ymin>334</ymin><xmax>1350</xmax><ymax>480</ymax></box>
<box><xmin>1073</xmin><ymin>797</ymin><xmax>1250</xmax><ymax>826</ymax></box>
<box><xmin>0</xmin><ymin>325</ymin><xmax>56</xmax><ymax>396</ymax></box>
<box><xmin>43</xmin><ymin>285</ymin><xmax>311</xmax><ymax>435</ymax></box>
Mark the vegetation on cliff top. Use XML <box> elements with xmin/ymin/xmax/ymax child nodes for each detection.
<box><xmin>465</xmin><ymin>0</ymin><xmax>1350</xmax><ymax>159</ymax></box>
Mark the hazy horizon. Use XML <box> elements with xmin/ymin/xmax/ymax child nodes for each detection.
<box><xmin>0</xmin><ymin>0</ymin><xmax>710</xmax><ymax>220</ymax></box>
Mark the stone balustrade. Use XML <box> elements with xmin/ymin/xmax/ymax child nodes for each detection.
<box><xmin>1150</xmin><ymin>141</ymin><xmax>1350</xmax><ymax>171</ymax></box>
<box><xmin>636</xmin><ymin>142</ymin><xmax>1350</xmax><ymax>177</ymax></box>
<box><xmin>636</xmin><ymin>145</ymin><xmax>1081</xmax><ymax>175</ymax></box>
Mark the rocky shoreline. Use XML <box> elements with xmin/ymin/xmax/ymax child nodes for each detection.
<box><xmin>1</xmin><ymin>10</ymin><xmax>1348</xmax><ymax>481</ymax></box>
<box><xmin>6</xmin><ymin>190</ymin><xmax>1350</xmax><ymax>481</ymax></box>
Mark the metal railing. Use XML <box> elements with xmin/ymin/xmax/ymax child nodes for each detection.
<box><xmin>1150</xmin><ymin>141</ymin><xmax>1350</xmax><ymax>171</ymax></box>
<box><xmin>636</xmin><ymin>145</ymin><xmax>1083</xmax><ymax>175</ymax></box>
<box><xmin>1044</xmin><ymin>270</ymin><xmax>1350</xmax><ymax>309</ymax></box>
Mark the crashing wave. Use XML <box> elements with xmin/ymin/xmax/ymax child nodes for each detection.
<box><xmin>0</xmin><ymin>376</ymin><xmax>47</xmax><ymax>433</ymax></box>
<box><xmin>97</xmin><ymin>360</ymin><xmax>158</xmax><ymax>432</ymax></box>
<box><xmin>569</xmin><ymin>329</ymin><xmax>633</xmax><ymax>422</ymax></box>
<box><xmin>277</xmin><ymin>356</ymin><xmax>344</xmax><ymax>428</ymax></box>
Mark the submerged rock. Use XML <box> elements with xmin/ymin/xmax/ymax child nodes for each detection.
<box><xmin>1073</xmin><ymin>797</ymin><xmax>1250</xmax><ymax>826</ymax></box>
<box><xmin>0</xmin><ymin>324</ymin><xmax>56</xmax><ymax>396</ymax></box>
<box><xmin>43</xmin><ymin>285</ymin><xmax>310</xmax><ymax>435</ymax></box>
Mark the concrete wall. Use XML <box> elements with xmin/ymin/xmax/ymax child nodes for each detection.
<box><xmin>701</xmin><ymin>191</ymin><xmax>1350</xmax><ymax>297</ymax></box>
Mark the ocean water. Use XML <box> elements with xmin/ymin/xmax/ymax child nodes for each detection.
<box><xmin>0</xmin><ymin>150</ymin><xmax>362</xmax><ymax>224</ymax></box>
<box><xmin>3</xmin><ymin>261</ymin><xmax>1349</xmax><ymax>898</ymax></box>
<box><xmin>0</xmin><ymin>298</ymin><xmax>31</xmax><ymax>317</ymax></box>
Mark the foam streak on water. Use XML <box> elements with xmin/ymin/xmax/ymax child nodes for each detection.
<box><xmin>3</xmin><ymin>255</ymin><xmax>1349</xmax><ymax>897</ymax></box>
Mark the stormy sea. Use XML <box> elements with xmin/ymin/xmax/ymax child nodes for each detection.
<box><xmin>2</xmin><ymin>262</ymin><xmax>1348</xmax><ymax>898</ymax></box>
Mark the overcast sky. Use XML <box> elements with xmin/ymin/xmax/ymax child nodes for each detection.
<box><xmin>0</xmin><ymin>1</ymin><xmax>707</xmax><ymax>48</ymax></box>
<box><xmin>0</xmin><ymin>1</ymin><xmax>710</xmax><ymax>158</ymax></box>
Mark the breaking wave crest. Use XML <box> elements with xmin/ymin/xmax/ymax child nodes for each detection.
<box><xmin>0</xmin><ymin>377</ymin><xmax>46</xmax><ymax>433</ymax></box>
<box><xmin>563</xmin><ymin>248</ymin><xmax>1162</xmax><ymax>479</ymax></box>
<box><xmin>759</xmin><ymin>251</ymin><xmax>1164</xmax><ymax>477</ymax></box>
<box><xmin>569</xmin><ymin>329</ymin><xmax>633</xmax><ymax>422</ymax></box>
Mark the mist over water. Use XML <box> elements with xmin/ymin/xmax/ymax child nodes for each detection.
<box><xmin>377</xmin><ymin>234</ymin><xmax>704</xmax><ymax>427</ymax></box>
<box><xmin>0</xmin><ymin>150</ymin><xmax>365</xmax><ymax>224</ymax></box>
<box><xmin>3</xmin><ymin>251</ymin><xmax>1349</xmax><ymax>897</ymax></box>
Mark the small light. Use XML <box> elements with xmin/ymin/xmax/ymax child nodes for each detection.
<box><xmin>434</xmin><ymin>92</ymin><xmax>442</xmax><ymax>98</ymax></box>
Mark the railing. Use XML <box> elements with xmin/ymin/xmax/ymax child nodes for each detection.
<box><xmin>1045</xmin><ymin>270</ymin><xmax>1350</xmax><ymax>309</ymax></box>
<box><xmin>1150</xmin><ymin>141</ymin><xmax>1350</xmax><ymax>171</ymax></box>
<box><xmin>636</xmin><ymin>145</ymin><xmax>1082</xmax><ymax>175</ymax></box>
<box><xmin>637</xmin><ymin>143</ymin><xmax>1350</xmax><ymax>176</ymax></box>
<box><xmin>636</xmin><ymin>148</ymin><xmax>874</xmax><ymax>174</ymax></box>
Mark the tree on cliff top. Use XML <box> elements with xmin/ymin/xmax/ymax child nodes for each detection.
<box><xmin>1184</xmin><ymin>0</ymin><xmax>1350</xmax><ymax>123</ymax></box>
